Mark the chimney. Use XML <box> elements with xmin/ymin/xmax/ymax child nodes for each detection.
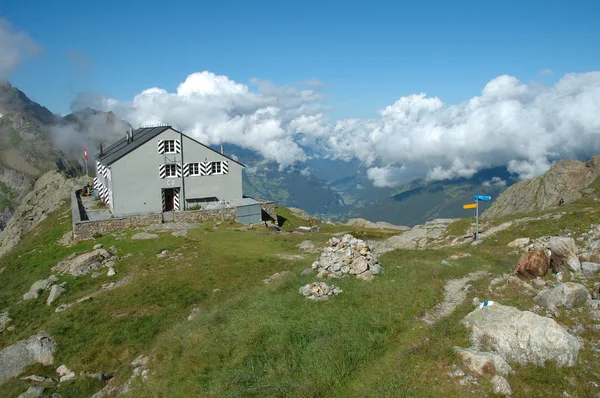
<box><xmin>220</xmin><ymin>145</ymin><xmax>224</xmax><ymax>154</ymax></box>
<box><xmin>100</xmin><ymin>143</ymin><xmax>103</xmax><ymax>156</ymax></box>
<box><xmin>130</xmin><ymin>127</ymin><xmax>134</xmax><ymax>141</ymax></box>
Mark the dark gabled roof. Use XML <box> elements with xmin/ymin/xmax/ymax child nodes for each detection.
<box><xmin>96</xmin><ymin>126</ymin><xmax>245</xmax><ymax>167</ymax></box>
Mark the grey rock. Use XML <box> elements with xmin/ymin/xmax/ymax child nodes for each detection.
<box><xmin>46</xmin><ymin>284</ymin><xmax>66</xmax><ymax>306</ymax></box>
<box><xmin>93</xmin><ymin>244</ymin><xmax>103</xmax><ymax>250</ymax></box>
<box><xmin>454</xmin><ymin>347</ymin><xmax>513</xmax><ymax>376</ymax></box>
<box><xmin>17</xmin><ymin>386</ymin><xmax>44</xmax><ymax>398</ymax></box>
<box><xmin>131</xmin><ymin>355</ymin><xmax>149</xmax><ymax>368</ymax></box>
<box><xmin>0</xmin><ymin>310</ymin><xmax>11</xmax><ymax>333</ymax></box>
<box><xmin>461</xmin><ymin>303</ymin><xmax>581</xmax><ymax>367</ymax></box>
<box><xmin>130</xmin><ymin>232</ymin><xmax>159</xmax><ymax>240</ymax></box>
<box><xmin>300</xmin><ymin>268</ymin><xmax>313</xmax><ymax>276</ymax></box>
<box><xmin>23</xmin><ymin>276</ymin><xmax>58</xmax><ymax>300</ymax></box>
<box><xmin>370</xmin><ymin>263</ymin><xmax>382</xmax><ymax>275</ymax></box>
<box><xmin>491</xmin><ymin>375</ymin><xmax>512</xmax><ymax>396</ymax></box>
<box><xmin>508</xmin><ymin>237</ymin><xmax>531</xmax><ymax>247</ymax></box>
<box><xmin>534</xmin><ymin>282</ymin><xmax>588</xmax><ymax>309</ymax></box>
<box><xmin>545</xmin><ymin>237</ymin><xmax>581</xmax><ymax>273</ymax></box>
<box><xmin>350</xmin><ymin>256</ymin><xmax>368</xmax><ymax>274</ymax></box>
<box><xmin>0</xmin><ymin>333</ymin><xmax>55</xmax><ymax>384</ymax></box>
<box><xmin>20</xmin><ymin>374</ymin><xmax>56</xmax><ymax>383</ymax></box>
<box><xmin>52</xmin><ymin>249</ymin><xmax>114</xmax><ymax>276</ymax></box>
<box><xmin>471</xmin><ymin>240</ymin><xmax>484</xmax><ymax>246</ymax></box>
<box><xmin>107</xmin><ymin>267</ymin><xmax>116</xmax><ymax>277</ymax></box>
<box><xmin>299</xmin><ymin>281</ymin><xmax>342</xmax><ymax>301</ymax></box>
<box><xmin>91</xmin><ymin>272</ymin><xmax>102</xmax><ymax>279</ymax></box>
<box><xmin>581</xmin><ymin>262</ymin><xmax>600</xmax><ymax>275</ymax></box>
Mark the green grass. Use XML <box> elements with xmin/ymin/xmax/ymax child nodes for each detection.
<box><xmin>1</xmin><ymin>201</ymin><xmax>600</xmax><ymax>397</ymax></box>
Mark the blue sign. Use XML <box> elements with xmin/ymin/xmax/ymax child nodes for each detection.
<box><xmin>474</xmin><ymin>195</ymin><xmax>491</xmax><ymax>201</ymax></box>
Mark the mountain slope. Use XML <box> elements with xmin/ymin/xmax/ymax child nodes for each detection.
<box><xmin>483</xmin><ymin>154</ymin><xmax>600</xmax><ymax>218</ymax></box>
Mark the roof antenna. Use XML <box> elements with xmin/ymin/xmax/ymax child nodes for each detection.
<box><xmin>220</xmin><ymin>145</ymin><xmax>224</xmax><ymax>154</ymax></box>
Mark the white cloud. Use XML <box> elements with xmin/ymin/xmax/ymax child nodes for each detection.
<box><xmin>482</xmin><ymin>177</ymin><xmax>507</xmax><ymax>187</ymax></box>
<box><xmin>539</xmin><ymin>69</ymin><xmax>553</xmax><ymax>76</ymax></box>
<box><xmin>0</xmin><ymin>18</ymin><xmax>40</xmax><ymax>79</ymax></box>
<box><xmin>78</xmin><ymin>70</ymin><xmax>600</xmax><ymax>187</ymax></box>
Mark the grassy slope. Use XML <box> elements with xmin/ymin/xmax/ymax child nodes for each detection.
<box><xmin>0</xmin><ymin>185</ymin><xmax>599</xmax><ymax>396</ymax></box>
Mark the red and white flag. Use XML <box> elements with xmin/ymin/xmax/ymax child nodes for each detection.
<box><xmin>84</xmin><ymin>146</ymin><xmax>88</xmax><ymax>160</ymax></box>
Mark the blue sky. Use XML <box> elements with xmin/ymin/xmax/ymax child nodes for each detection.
<box><xmin>2</xmin><ymin>0</ymin><xmax>600</xmax><ymax>119</ymax></box>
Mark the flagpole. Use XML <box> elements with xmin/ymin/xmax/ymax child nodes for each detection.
<box><xmin>84</xmin><ymin>144</ymin><xmax>88</xmax><ymax>177</ymax></box>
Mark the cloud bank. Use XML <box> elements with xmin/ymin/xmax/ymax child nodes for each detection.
<box><xmin>0</xmin><ymin>18</ymin><xmax>40</xmax><ymax>79</ymax></box>
<box><xmin>77</xmin><ymin>70</ymin><xmax>600</xmax><ymax>187</ymax></box>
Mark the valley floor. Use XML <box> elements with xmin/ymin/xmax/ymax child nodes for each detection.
<box><xmin>1</xmin><ymin>195</ymin><xmax>600</xmax><ymax>397</ymax></box>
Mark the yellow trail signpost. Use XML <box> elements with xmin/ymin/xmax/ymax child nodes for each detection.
<box><xmin>463</xmin><ymin>195</ymin><xmax>492</xmax><ymax>241</ymax></box>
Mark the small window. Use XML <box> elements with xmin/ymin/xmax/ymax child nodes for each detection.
<box><xmin>165</xmin><ymin>164</ymin><xmax>177</xmax><ymax>177</ymax></box>
<box><xmin>189</xmin><ymin>163</ymin><xmax>200</xmax><ymax>176</ymax></box>
<box><xmin>211</xmin><ymin>161</ymin><xmax>222</xmax><ymax>174</ymax></box>
<box><xmin>164</xmin><ymin>140</ymin><xmax>176</xmax><ymax>153</ymax></box>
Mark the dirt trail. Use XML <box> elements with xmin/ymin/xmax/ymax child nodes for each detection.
<box><xmin>421</xmin><ymin>271</ymin><xmax>489</xmax><ymax>325</ymax></box>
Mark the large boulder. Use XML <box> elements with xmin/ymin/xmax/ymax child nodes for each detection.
<box><xmin>51</xmin><ymin>249</ymin><xmax>114</xmax><ymax>276</ymax></box>
<box><xmin>546</xmin><ymin>237</ymin><xmax>581</xmax><ymax>273</ymax></box>
<box><xmin>461</xmin><ymin>304</ymin><xmax>581</xmax><ymax>367</ymax></box>
<box><xmin>0</xmin><ymin>333</ymin><xmax>55</xmax><ymax>384</ymax></box>
<box><xmin>515</xmin><ymin>249</ymin><xmax>550</xmax><ymax>279</ymax></box>
<box><xmin>534</xmin><ymin>283</ymin><xmax>588</xmax><ymax>310</ymax></box>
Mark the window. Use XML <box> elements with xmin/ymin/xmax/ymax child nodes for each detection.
<box><xmin>165</xmin><ymin>164</ymin><xmax>177</xmax><ymax>177</ymax></box>
<box><xmin>189</xmin><ymin>163</ymin><xmax>199</xmax><ymax>176</ymax></box>
<box><xmin>211</xmin><ymin>161</ymin><xmax>222</xmax><ymax>174</ymax></box>
<box><xmin>164</xmin><ymin>140</ymin><xmax>176</xmax><ymax>153</ymax></box>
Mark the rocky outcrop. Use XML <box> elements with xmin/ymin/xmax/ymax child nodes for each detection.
<box><xmin>0</xmin><ymin>333</ymin><xmax>55</xmax><ymax>384</ymax></box>
<box><xmin>372</xmin><ymin>218</ymin><xmax>457</xmax><ymax>253</ymax></box>
<box><xmin>51</xmin><ymin>249</ymin><xmax>115</xmax><ymax>276</ymax></box>
<box><xmin>483</xmin><ymin>154</ymin><xmax>600</xmax><ymax>219</ymax></box>
<box><xmin>460</xmin><ymin>304</ymin><xmax>581</xmax><ymax>367</ymax></box>
<box><xmin>0</xmin><ymin>170</ymin><xmax>88</xmax><ymax>258</ymax></box>
<box><xmin>0</xmin><ymin>166</ymin><xmax>34</xmax><ymax>230</ymax></box>
<box><xmin>312</xmin><ymin>235</ymin><xmax>381</xmax><ymax>280</ymax></box>
<box><xmin>534</xmin><ymin>283</ymin><xmax>588</xmax><ymax>310</ymax></box>
<box><xmin>344</xmin><ymin>218</ymin><xmax>410</xmax><ymax>231</ymax></box>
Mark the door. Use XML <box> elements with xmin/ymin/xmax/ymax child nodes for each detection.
<box><xmin>163</xmin><ymin>188</ymin><xmax>175</xmax><ymax>211</ymax></box>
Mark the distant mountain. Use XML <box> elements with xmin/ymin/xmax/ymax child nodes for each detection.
<box><xmin>0</xmin><ymin>83</ymin><xmax>130</xmax><ymax>229</ymax></box>
<box><xmin>345</xmin><ymin>167</ymin><xmax>517</xmax><ymax>226</ymax></box>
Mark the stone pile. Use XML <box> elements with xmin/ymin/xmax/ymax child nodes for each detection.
<box><xmin>299</xmin><ymin>282</ymin><xmax>342</xmax><ymax>301</ymax></box>
<box><xmin>312</xmin><ymin>234</ymin><xmax>381</xmax><ymax>281</ymax></box>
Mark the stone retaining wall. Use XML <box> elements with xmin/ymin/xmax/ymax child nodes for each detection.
<box><xmin>173</xmin><ymin>208</ymin><xmax>236</xmax><ymax>223</ymax></box>
<box><xmin>258</xmin><ymin>201</ymin><xmax>277</xmax><ymax>222</ymax></box>
<box><xmin>71</xmin><ymin>190</ymin><xmax>274</xmax><ymax>241</ymax></box>
<box><xmin>73</xmin><ymin>214</ymin><xmax>163</xmax><ymax>241</ymax></box>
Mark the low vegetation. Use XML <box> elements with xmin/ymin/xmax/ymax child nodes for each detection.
<box><xmin>0</xmin><ymin>194</ymin><xmax>599</xmax><ymax>397</ymax></box>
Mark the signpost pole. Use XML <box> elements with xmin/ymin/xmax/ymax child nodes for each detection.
<box><xmin>475</xmin><ymin>199</ymin><xmax>479</xmax><ymax>241</ymax></box>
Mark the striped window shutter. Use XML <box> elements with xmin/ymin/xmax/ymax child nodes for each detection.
<box><xmin>222</xmin><ymin>160</ymin><xmax>229</xmax><ymax>174</ymax></box>
<box><xmin>159</xmin><ymin>164</ymin><xmax>166</xmax><ymax>178</ymax></box>
<box><xmin>157</xmin><ymin>140</ymin><xmax>165</xmax><ymax>154</ymax></box>
<box><xmin>161</xmin><ymin>189</ymin><xmax>166</xmax><ymax>211</ymax></box>
<box><xmin>183</xmin><ymin>163</ymin><xmax>190</xmax><ymax>177</ymax></box>
<box><xmin>175</xmin><ymin>140</ymin><xmax>181</xmax><ymax>153</ymax></box>
<box><xmin>200</xmin><ymin>161</ymin><xmax>211</xmax><ymax>176</ymax></box>
<box><xmin>174</xmin><ymin>188</ymin><xmax>181</xmax><ymax>210</ymax></box>
<box><xmin>176</xmin><ymin>164</ymin><xmax>182</xmax><ymax>177</ymax></box>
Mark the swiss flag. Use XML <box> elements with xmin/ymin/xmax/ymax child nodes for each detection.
<box><xmin>84</xmin><ymin>146</ymin><xmax>88</xmax><ymax>160</ymax></box>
